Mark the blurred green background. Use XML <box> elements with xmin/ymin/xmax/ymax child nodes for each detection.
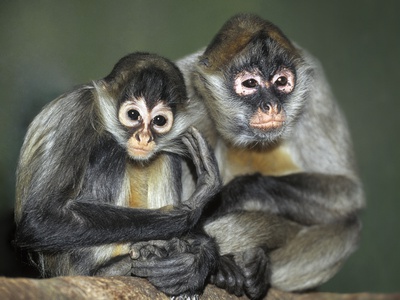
<box><xmin>1</xmin><ymin>0</ymin><xmax>399</xmax><ymax>294</ymax></box>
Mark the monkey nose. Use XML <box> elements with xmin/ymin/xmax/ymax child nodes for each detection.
<box><xmin>135</xmin><ymin>131</ymin><xmax>153</xmax><ymax>145</ymax></box>
<box><xmin>261</xmin><ymin>102</ymin><xmax>281</xmax><ymax>114</ymax></box>
<box><xmin>261</xmin><ymin>102</ymin><xmax>271</xmax><ymax>112</ymax></box>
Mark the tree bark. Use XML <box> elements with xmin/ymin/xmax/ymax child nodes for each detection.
<box><xmin>0</xmin><ymin>276</ymin><xmax>399</xmax><ymax>300</ymax></box>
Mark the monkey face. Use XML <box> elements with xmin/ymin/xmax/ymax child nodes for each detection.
<box><xmin>119</xmin><ymin>98</ymin><xmax>174</xmax><ymax>160</ymax></box>
<box><xmin>95</xmin><ymin>52</ymin><xmax>189</xmax><ymax>161</ymax></box>
<box><xmin>196</xmin><ymin>14</ymin><xmax>311</xmax><ymax>147</ymax></box>
<box><xmin>198</xmin><ymin>47</ymin><xmax>298</xmax><ymax>146</ymax></box>
<box><xmin>233</xmin><ymin>67</ymin><xmax>295</xmax><ymax>131</ymax></box>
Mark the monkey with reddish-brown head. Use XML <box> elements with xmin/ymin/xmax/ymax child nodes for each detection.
<box><xmin>135</xmin><ymin>14</ymin><xmax>364</xmax><ymax>299</ymax></box>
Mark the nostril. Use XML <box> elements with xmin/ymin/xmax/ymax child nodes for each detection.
<box><xmin>261</xmin><ymin>102</ymin><xmax>282</xmax><ymax>114</ymax></box>
<box><xmin>135</xmin><ymin>133</ymin><xmax>141</xmax><ymax>142</ymax></box>
<box><xmin>261</xmin><ymin>102</ymin><xmax>272</xmax><ymax>112</ymax></box>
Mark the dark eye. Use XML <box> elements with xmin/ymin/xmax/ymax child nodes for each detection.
<box><xmin>242</xmin><ymin>79</ymin><xmax>258</xmax><ymax>88</ymax></box>
<box><xmin>127</xmin><ymin>109</ymin><xmax>140</xmax><ymax>121</ymax></box>
<box><xmin>153</xmin><ymin>115</ymin><xmax>167</xmax><ymax>127</ymax></box>
<box><xmin>275</xmin><ymin>76</ymin><xmax>288</xmax><ymax>86</ymax></box>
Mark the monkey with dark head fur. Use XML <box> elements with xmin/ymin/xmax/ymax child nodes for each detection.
<box><xmin>182</xmin><ymin>14</ymin><xmax>365</xmax><ymax>299</ymax></box>
<box><xmin>14</xmin><ymin>52</ymin><xmax>221</xmax><ymax>298</ymax></box>
<box><xmin>131</xmin><ymin>14</ymin><xmax>365</xmax><ymax>299</ymax></box>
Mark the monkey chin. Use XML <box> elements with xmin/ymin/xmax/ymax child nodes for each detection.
<box><xmin>241</xmin><ymin>123</ymin><xmax>286</xmax><ymax>147</ymax></box>
<box><xmin>128</xmin><ymin>147</ymin><xmax>155</xmax><ymax>162</ymax></box>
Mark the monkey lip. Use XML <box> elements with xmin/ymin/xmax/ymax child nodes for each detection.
<box><xmin>127</xmin><ymin>137</ymin><xmax>155</xmax><ymax>158</ymax></box>
<box><xmin>250</xmin><ymin>120</ymin><xmax>284</xmax><ymax>130</ymax></box>
<box><xmin>250</xmin><ymin>108</ymin><xmax>285</xmax><ymax>131</ymax></box>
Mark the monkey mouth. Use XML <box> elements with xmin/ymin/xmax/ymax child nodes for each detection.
<box><xmin>127</xmin><ymin>137</ymin><xmax>155</xmax><ymax>159</ymax></box>
<box><xmin>250</xmin><ymin>108</ymin><xmax>285</xmax><ymax>131</ymax></box>
<box><xmin>250</xmin><ymin>120</ymin><xmax>284</xmax><ymax>130</ymax></box>
<box><xmin>129</xmin><ymin>147</ymin><xmax>152</xmax><ymax>158</ymax></box>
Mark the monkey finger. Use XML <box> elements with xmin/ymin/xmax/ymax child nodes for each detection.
<box><xmin>130</xmin><ymin>241</ymin><xmax>150</xmax><ymax>259</ymax></box>
<box><xmin>131</xmin><ymin>257</ymin><xmax>190</xmax><ymax>277</ymax></box>
<box><xmin>130</xmin><ymin>240</ymin><xmax>169</xmax><ymax>260</ymax></box>
<box><xmin>182</xmin><ymin>127</ymin><xmax>200</xmax><ymax>151</ymax></box>
<box><xmin>182</xmin><ymin>136</ymin><xmax>201</xmax><ymax>167</ymax></box>
<box><xmin>185</xmin><ymin>127</ymin><xmax>218</xmax><ymax>180</ymax></box>
<box><xmin>187</xmin><ymin>127</ymin><xmax>220</xmax><ymax>184</ymax></box>
<box><xmin>143</xmin><ymin>263</ymin><xmax>204</xmax><ymax>297</ymax></box>
<box><xmin>148</xmin><ymin>275</ymin><xmax>197</xmax><ymax>298</ymax></box>
<box><xmin>211</xmin><ymin>255</ymin><xmax>245</xmax><ymax>297</ymax></box>
<box><xmin>241</xmin><ymin>248</ymin><xmax>270</xmax><ymax>299</ymax></box>
<box><xmin>182</xmin><ymin>135</ymin><xmax>204</xmax><ymax>176</ymax></box>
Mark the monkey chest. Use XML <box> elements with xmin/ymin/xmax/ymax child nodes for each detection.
<box><xmin>126</xmin><ymin>166</ymin><xmax>149</xmax><ymax>208</ymax></box>
<box><xmin>222</xmin><ymin>145</ymin><xmax>299</xmax><ymax>182</ymax></box>
<box><xmin>126</xmin><ymin>157</ymin><xmax>176</xmax><ymax>209</ymax></box>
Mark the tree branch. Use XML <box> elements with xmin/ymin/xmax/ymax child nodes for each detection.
<box><xmin>0</xmin><ymin>276</ymin><xmax>398</xmax><ymax>300</ymax></box>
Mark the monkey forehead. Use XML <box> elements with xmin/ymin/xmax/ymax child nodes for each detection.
<box><xmin>123</xmin><ymin>77</ymin><xmax>185</xmax><ymax>109</ymax></box>
<box><xmin>200</xmin><ymin>14</ymin><xmax>296</xmax><ymax>72</ymax></box>
<box><xmin>121</xmin><ymin>97</ymin><xmax>172</xmax><ymax>114</ymax></box>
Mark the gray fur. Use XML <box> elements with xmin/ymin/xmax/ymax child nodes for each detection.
<box><xmin>14</xmin><ymin>53</ymin><xmax>222</xmax><ymax>300</ymax></box>
<box><xmin>176</xmin><ymin>14</ymin><xmax>365</xmax><ymax>296</ymax></box>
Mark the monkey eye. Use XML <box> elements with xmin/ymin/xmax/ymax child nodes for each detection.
<box><xmin>127</xmin><ymin>109</ymin><xmax>141</xmax><ymax>121</ymax></box>
<box><xmin>152</xmin><ymin>115</ymin><xmax>167</xmax><ymax>127</ymax></box>
<box><xmin>274</xmin><ymin>76</ymin><xmax>288</xmax><ymax>86</ymax></box>
<box><xmin>234</xmin><ymin>71</ymin><xmax>262</xmax><ymax>96</ymax></box>
<box><xmin>271</xmin><ymin>68</ymin><xmax>295</xmax><ymax>93</ymax></box>
<box><xmin>150</xmin><ymin>103</ymin><xmax>174</xmax><ymax>134</ymax></box>
<box><xmin>242</xmin><ymin>79</ymin><xmax>258</xmax><ymax>88</ymax></box>
<box><xmin>118</xmin><ymin>100</ymin><xmax>146</xmax><ymax>128</ymax></box>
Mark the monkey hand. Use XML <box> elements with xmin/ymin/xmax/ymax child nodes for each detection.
<box><xmin>182</xmin><ymin>127</ymin><xmax>222</xmax><ymax>207</ymax></box>
<box><xmin>211</xmin><ymin>248</ymin><xmax>270</xmax><ymax>300</ymax></box>
<box><xmin>130</xmin><ymin>234</ymin><xmax>218</xmax><ymax>298</ymax></box>
<box><xmin>180</xmin><ymin>127</ymin><xmax>221</xmax><ymax>224</ymax></box>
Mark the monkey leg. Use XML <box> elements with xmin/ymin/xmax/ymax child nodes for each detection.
<box><xmin>205</xmin><ymin>211</ymin><xmax>360</xmax><ymax>295</ymax></box>
<box><xmin>204</xmin><ymin>211</ymin><xmax>300</xmax><ymax>299</ymax></box>
<box><xmin>269</xmin><ymin>216</ymin><xmax>361</xmax><ymax>291</ymax></box>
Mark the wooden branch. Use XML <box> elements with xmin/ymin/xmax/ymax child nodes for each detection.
<box><xmin>0</xmin><ymin>276</ymin><xmax>399</xmax><ymax>300</ymax></box>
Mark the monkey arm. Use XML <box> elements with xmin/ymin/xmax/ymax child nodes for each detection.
<box><xmin>213</xmin><ymin>172</ymin><xmax>364</xmax><ymax>226</ymax></box>
<box><xmin>15</xmin><ymin>201</ymin><xmax>202</xmax><ymax>252</ymax></box>
<box><xmin>14</xmin><ymin>127</ymin><xmax>221</xmax><ymax>253</ymax></box>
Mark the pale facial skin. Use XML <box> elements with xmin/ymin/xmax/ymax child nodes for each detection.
<box><xmin>118</xmin><ymin>97</ymin><xmax>173</xmax><ymax>159</ymax></box>
<box><xmin>233</xmin><ymin>68</ymin><xmax>295</xmax><ymax>131</ymax></box>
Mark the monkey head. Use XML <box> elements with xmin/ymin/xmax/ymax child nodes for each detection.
<box><xmin>96</xmin><ymin>53</ymin><xmax>188</xmax><ymax>161</ymax></box>
<box><xmin>196</xmin><ymin>14</ymin><xmax>312</xmax><ymax>147</ymax></box>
